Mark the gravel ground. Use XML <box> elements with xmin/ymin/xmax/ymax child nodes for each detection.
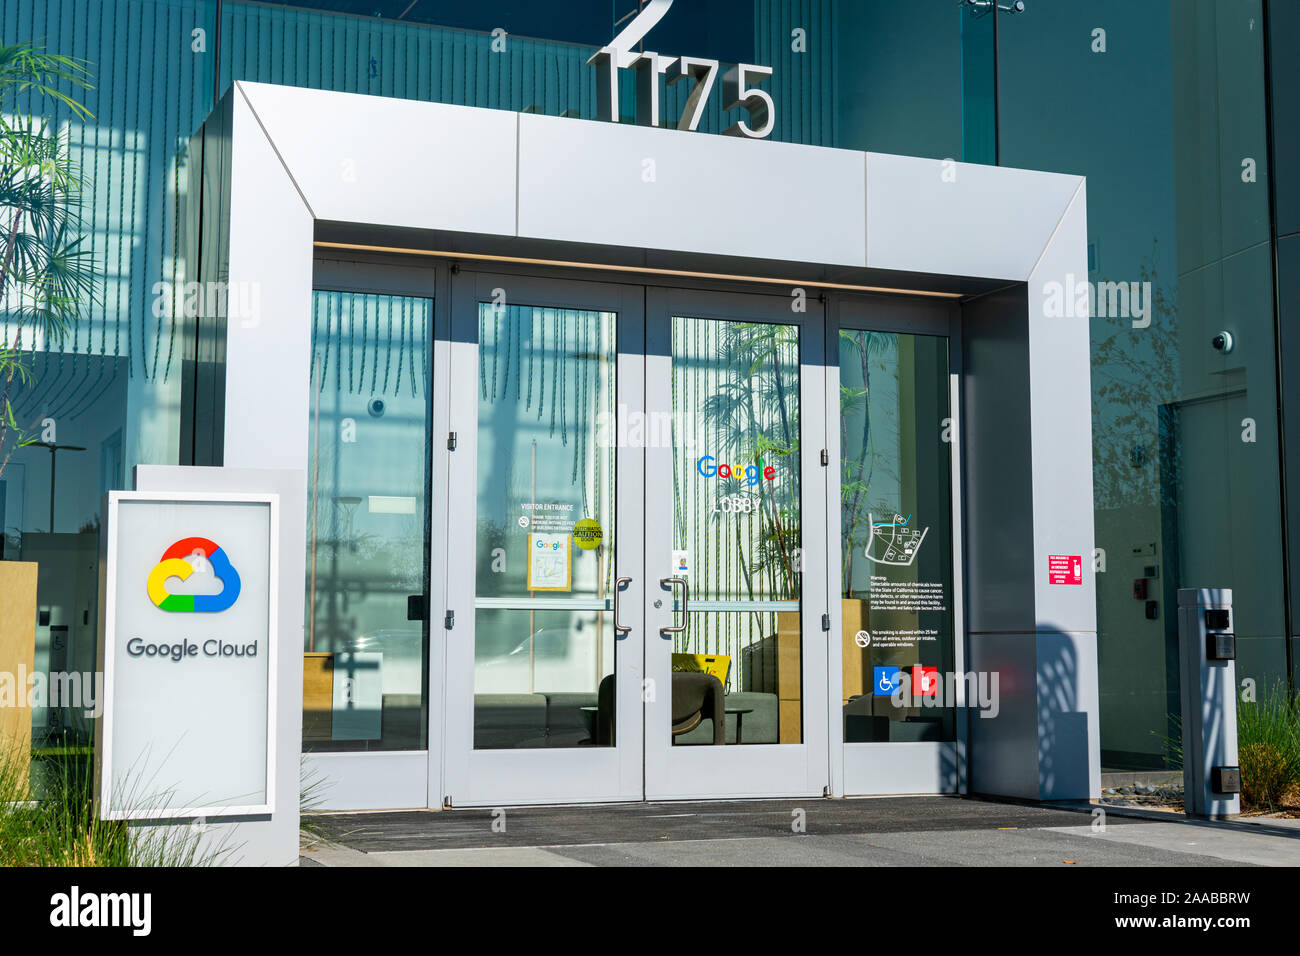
<box><xmin>1100</xmin><ymin>783</ymin><xmax>1300</xmax><ymax>818</ymax></box>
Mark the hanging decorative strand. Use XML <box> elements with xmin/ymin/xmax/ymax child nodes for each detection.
<box><xmin>490</xmin><ymin>303</ymin><xmax>500</xmax><ymax>401</ymax></box>
<box><xmin>559</xmin><ymin>310</ymin><xmax>568</xmax><ymax>448</ymax></box>
<box><xmin>500</xmin><ymin>302</ymin><xmax>512</xmax><ymax>400</ymax></box>
<box><xmin>537</xmin><ymin>308</ymin><xmax>547</xmax><ymax>421</ymax></box>
<box><xmin>478</xmin><ymin>303</ymin><xmax>487</xmax><ymax>400</ymax></box>
<box><xmin>345</xmin><ymin>293</ymin><xmax>355</xmax><ymax>395</ymax></box>
<box><xmin>572</xmin><ymin>309</ymin><xmax>587</xmax><ymax>487</ymax></box>
<box><xmin>395</xmin><ymin>296</ymin><xmax>406</xmax><ymax>397</ymax></box>
<box><xmin>548</xmin><ymin>309</ymin><xmax>558</xmax><ymax>435</ymax></box>
<box><xmin>525</xmin><ymin>307</ymin><xmax>534</xmax><ymax>411</ymax></box>
<box><xmin>420</xmin><ymin>306</ymin><xmax>429</xmax><ymax>397</ymax></box>
<box><xmin>360</xmin><ymin>292</ymin><xmax>372</xmax><ymax>394</ymax></box>
<box><xmin>380</xmin><ymin>297</ymin><xmax>393</xmax><ymax>395</ymax></box>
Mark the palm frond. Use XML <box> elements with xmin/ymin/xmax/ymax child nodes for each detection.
<box><xmin>0</xmin><ymin>42</ymin><xmax>94</xmax><ymax>120</ymax></box>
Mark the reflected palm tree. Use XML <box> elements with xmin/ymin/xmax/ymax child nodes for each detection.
<box><xmin>698</xmin><ymin>321</ymin><xmax>801</xmax><ymax>600</ymax></box>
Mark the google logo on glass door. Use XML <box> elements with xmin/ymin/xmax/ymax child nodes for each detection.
<box><xmin>696</xmin><ymin>455</ymin><xmax>776</xmax><ymax>485</ymax></box>
<box><xmin>146</xmin><ymin>537</ymin><xmax>241</xmax><ymax>612</ymax></box>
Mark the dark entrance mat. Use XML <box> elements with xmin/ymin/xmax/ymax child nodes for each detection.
<box><xmin>313</xmin><ymin>795</ymin><xmax>1139</xmax><ymax>853</ymax></box>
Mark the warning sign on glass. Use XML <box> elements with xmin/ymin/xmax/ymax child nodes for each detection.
<box><xmin>1048</xmin><ymin>554</ymin><xmax>1083</xmax><ymax>585</ymax></box>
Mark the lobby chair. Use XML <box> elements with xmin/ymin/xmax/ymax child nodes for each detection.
<box><xmin>671</xmin><ymin>672</ymin><xmax>726</xmax><ymax>746</ymax></box>
<box><xmin>595</xmin><ymin>674</ymin><xmax>616</xmax><ymax>746</ymax></box>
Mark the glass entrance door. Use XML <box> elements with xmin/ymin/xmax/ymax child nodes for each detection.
<box><xmin>642</xmin><ymin>288</ymin><xmax>829</xmax><ymax>799</ymax></box>
<box><xmin>442</xmin><ymin>276</ymin><xmax>831</xmax><ymax>804</ymax></box>
<box><xmin>442</xmin><ymin>273</ymin><xmax>646</xmax><ymax>805</ymax></box>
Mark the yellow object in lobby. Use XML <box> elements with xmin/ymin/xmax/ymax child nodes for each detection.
<box><xmin>841</xmin><ymin>598</ymin><xmax>871</xmax><ymax>703</ymax></box>
<box><xmin>670</xmin><ymin>653</ymin><xmax>730</xmax><ymax>686</ymax></box>
<box><xmin>302</xmin><ymin>652</ymin><xmax>335</xmax><ymax>741</ymax></box>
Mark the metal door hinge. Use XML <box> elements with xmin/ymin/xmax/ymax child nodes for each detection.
<box><xmin>821</xmin><ymin>613</ymin><xmax>831</xmax><ymax>631</ymax></box>
<box><xmin>447</xmin><ymin>431</ymin><xmax>457</xmax><ymax>450</ymax></box>
<box><xmin>444</xmin><ymin>609</ymin><xmax>455</xmax><ymax>630</ymax></box>
<box><xmin>820</xmin><ymin>448</ymin><xmax>829</xmax><ymax>466</ymax></box>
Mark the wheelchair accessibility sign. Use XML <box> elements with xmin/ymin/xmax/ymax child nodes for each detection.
<box><xmin>873</xmin><ymin>666</ymin><xmax>903</xmax><ymax>696</ymax></box>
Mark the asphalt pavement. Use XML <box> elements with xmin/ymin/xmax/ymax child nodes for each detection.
<box><xmin>300</xmin><ymin>795</ymin><xmax>1300</xmax><ymax>867</ymax></box>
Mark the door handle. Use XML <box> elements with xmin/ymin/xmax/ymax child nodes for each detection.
<box><xmin>613</xmin><ymin>576</ymin><xmax>633</xmax><ymax>634</ymax></box>
<box><xmin>659</xmin><ymin>577</ymin><xmax>688</xmax><ymax>634</ymax></box>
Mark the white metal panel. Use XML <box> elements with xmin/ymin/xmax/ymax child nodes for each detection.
<box><xmin>224</xmin><ymin>89</ymin><xmax>315</xmax><ymax>474</ymax></box>
<box><xmin>843</xmin><ymin>742</ymin><xmax>959</xmax><ymax>795</ymax></box>
<box><xmin>864</xmin><ymin>153</ymin><xmax>1083</xmax><ymax>281</ymax></box>
<box><xmin>1026</xmin><ymin>183</ymin><xmax>1097</xmax><ymax>634</ymax></box>
<box><xmin>823</xmin><ymin>314</ymin><xmax>846</xmax><ymax>799</ymax></box>
<box><xmin>304</xmin><ymin>751</ymin><xmax>429</xmax><ymax>811</ymax></box>
<box><xmin>237</xmin><ymin>82</ymin><xmax>517</xmax><ymax>237</ymax></box>
<box><xmin>517</xmin><ymin>112</ymin><xmax>866</xmax><ymax>267</ymax></box>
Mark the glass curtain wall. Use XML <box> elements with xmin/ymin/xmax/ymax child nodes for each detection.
<box><xmin>0</xmin><ymin>0</ymin><xmax>217</xmax><ymax>753</ymax></box>
<box><xmin>997</xmin><ymin>0</ymin><xmax>1284</xmax><ymax>770</ymax></box>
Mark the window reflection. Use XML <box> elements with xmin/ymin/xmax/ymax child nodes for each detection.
<box><xmin>671</xmin><ymin>317</ymin><xmax>803</xmax><ymax>745</ymax></box>
<box><xmin>303</xmin><ymin>291</ymin><xmax>431</xmax><ymax>752</ymax></box>
<box><xmin>472</xmin><ymin>304</ymin><xmax>617</xmax><ymax>749</ymax></box>
<box><xmin>839</xmin><ymin>331</ymin><xmax>956</xmax><ymax>743</ymax></box>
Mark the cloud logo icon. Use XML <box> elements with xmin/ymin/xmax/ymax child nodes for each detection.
<box><xmin>147</xmin><ymin>537</ymin><xmax>241</xmax><ymax>612</ymax></box>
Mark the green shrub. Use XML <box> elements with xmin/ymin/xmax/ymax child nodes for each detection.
<box><xmin>299</xmin><ymin>755</ymin><xmax>332</xmax><ymax>850</ymax></box>
<box><xmin>1238</xmin><ymin>742</ymin><xmax>1292</xmax><ymax>811</ymax></box>
<box><xmin>1157</xmin><ymin>681</ymin><xmax>1299</xmax><ymax>813</ymax></box>
<box><xmin>0</xmin><ymin>739</ymin><xmax>229</xmax><ymax>866</ymax></box>
<box><xmin>1237</xmin><ymin>681</ymin><xmax>1300</xmax><ymax>812</ymax></box>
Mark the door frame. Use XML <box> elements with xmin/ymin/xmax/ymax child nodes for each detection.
<box><xmin>303</xmin><ymin>255</ymin><xmax>970</xmax><ymax>808</ymax></box>
<box><xmin>440</xmin><ymin>269</ymin><xmax>647</xmax><ymax>806</ymax></box>
<box><xmin>301</xmin><ymin>256</ymin><xmax>445</xmax><ymax>811</ymax></box>
<box><xmin>827</xmin><ymin>292</ymin><xmax>967</xmax><ymax>797</ymax></box>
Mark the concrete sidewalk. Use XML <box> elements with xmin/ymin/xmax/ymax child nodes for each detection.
<box><xmin>300</xmin><ymin>796</ymin><xmax>1300</xmax><ymax>867</ymax></box>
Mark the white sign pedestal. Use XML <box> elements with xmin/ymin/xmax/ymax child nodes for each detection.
<box><xmin>96</xmin><ymin>466</ymin><xmax>305</xmax><ymax>866</ymax></box>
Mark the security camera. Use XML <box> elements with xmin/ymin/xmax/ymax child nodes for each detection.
<box><xmin>1211</xmin><ymin>331</ymin><xmax>1235</xmax><ymax>354</ymax></box>
<box><xmin>367</xmin><ymin>397</ymin><xmax>387</xmax><ymax>418</ymax></box>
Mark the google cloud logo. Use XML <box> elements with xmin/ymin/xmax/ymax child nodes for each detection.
<box><xmin>147</xmin><ymin>537</ymin><xmax>241</xmax><ymax>613</ymax></box>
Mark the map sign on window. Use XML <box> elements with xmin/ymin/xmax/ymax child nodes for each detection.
<box><xmin>864</xmin><ymin>513</ymin><xmax>929</xmax><ymax>567</ymax></box>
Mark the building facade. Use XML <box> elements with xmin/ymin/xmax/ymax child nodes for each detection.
<box><xmin>0</xmin><ymin>0</ymin><xmax>1295</xmax><ymax>803</ymax></box>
